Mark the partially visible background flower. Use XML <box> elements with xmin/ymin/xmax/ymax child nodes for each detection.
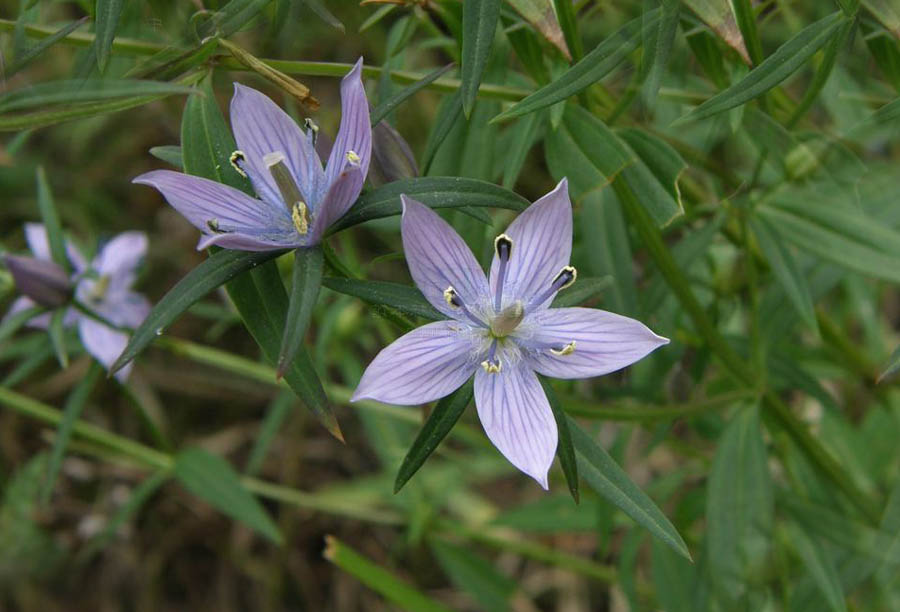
<box><xmin>368</xmin><ymin>121</ymin><xmax>418</xmax><ymax>187</ymax></box>
<box><xmin>134</xmin><ymin>58</ymin><xmax>372</xmax><ymax>251</ymax></box>
<box><xmin>3</xmin><ymin>224</ymin><xmax>150</xmax><ymax>381</ymax></box>
<box><xmin>3</xmin><ymin>254</ymin><xmax>72</xmax><ymax>308</ymax></box>
<box><xmin>352</xmin><ymin>180</ymin><xmax>668</xmax><ymax>488</ymax></box>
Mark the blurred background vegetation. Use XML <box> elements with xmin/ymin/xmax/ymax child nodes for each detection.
<box><xmin>2</xmin><ymin>0</ymin><xmax>900</xmax><ymax>610</ymax></box>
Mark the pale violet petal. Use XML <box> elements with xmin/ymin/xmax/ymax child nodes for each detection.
<box><xmin>521</xmin><ymin>307</ymin><xmax>668</xmax><ymax>379</ymax></box>
<box><xmin>24</xmin><ymin>223</ymin><xmax>51</xmax><ymax>260</ymax></box>
<box><xmin>78</xmin><ymin>317</ymin><xmax>131</xmax><ymax>381</ymax></box>
<box><xmin>94</xmin><ymin>231</ymin><xmax>147</xmax><ymax>292</ymax></box>
<box><xmin>134</xmin><ymin>170</ymin><xmax>291</xmax><ymax>248</ymax></box>
<box><xmin>324</xmin><ymin>58</ymin><xmax>372</xmax><ymax>186</ymax></box>
<box><xmin>230</xmin><ymin>83</ymin><xmax>324</xmax><ymax>206</ymax></box>
<box><xmin>489</xmin><ymin>179</ymin><xmax>572</xmax><ymax>310</ymax></box>
<box><xmin>309</xmin><ymin>165</ymin><xmax>364</xmax><ymax>241</ymax></box>
<box><xmin>351</xmin><ymin>320</ymin><xmax>478</xmax><ymax>405</ymax></box>
<box><xmin>401</xmin><ymin>196</ymin><xmax>490</xmax><ymax>320</ymax></box>
<box><xmin>196</xmin><ymin>230</ymin><xmax>298</xmax><ymax>252</ymax></box>
<box><xmin>474</xmin><ymin>363</ymin><xmax>557</xmax><ymax>489</ymax></box>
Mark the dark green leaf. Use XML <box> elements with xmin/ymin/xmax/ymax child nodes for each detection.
<box><xmin>35</xmin><ymin>166</ymin><xmax>67</xmax><ymax>273</ymax></box>
<box><xmin>491</xmin><ymin>495</ymin><xmax>604</xmax><ymax>532</ymax></box>
<box><xmin>110</xmin><ymin>249</ymin><xmax>283</xmax><ymax>375</ymax></box>
<box><xmin>47</xmin><ymin>308</ymin><xmax>68</xmax><ymax>368</ymax></box>
<box><xmin>322</xmin><ymin>277</ymin><xmax>443</xmax><ymax>322</ymax></box>
<box><xmin>201</xmin><ymin>0</ymin><xmax>274</xmax><ymax>38</ymax></box>
<box><xmin>149</xmin><ymin>145</ymin><xmax>183</xmax><ymax>168</ymax></box>
<box><xmin>788</xmin><ymin>524</ymin><xmax>848</xmax><ymax>612</ymax></box>
<box><xmin>878</xmin><ymin>345</ymin><xmax>900</xmax><ymax>383</ymax></box>
<box><xmin>675</xmin><ymin>12</ymin><xmax>846</xmax><ymax>123</ymax></box>
<box><xmin>370</xmin><ymin>64</ymin><xmax>454</xmax><ymax>126</ymax></box>
<box><xmin>41</xmin><ymin>363</ymin><xmax>102</xmax><ymax>503</ymax></box>
<box><xmin>651</xmin><ymin>536</ymin><xmax>697</xmax><ymax>612</ymax></box>
<box><xmin>506</xmin><ymin>0</ymin><xmax>571</xmax><ymax>59</ymax></box>
<box><xmin>706</xmin><ymin>404</ymin><xmax>773</xmax><ymax>603</ymax></box>
<box><xmin>541</xmin><ymin>379</ymin><xmax>578</xmax><ymax>502</ymax></box>
<box><xmin>94</xmin><ymin>0</ymin><xmax>125</xmax><ymax>73</ymax></box>
<box><xmin>750</xmin><ymin>215</ymin><xmax>818</xmax><ymax>331</ymax></box>
<box><xmin>0</xmin><ymin>79</ymin><xmax>197</xmax><ymax>114</ymax></box>
<box><xmin>331</xmin><ymin>177</ymin><xmax>528</xmax><ymax>233</ymax></box>
<box><xmin>492</xmin><ymin>12</ymin><xmax>655</xmax><ymax>123</ymax></box>
<box><xmin>174</xmin><ymin>448</ymin><xmax>282</xmax><ymax>544</ymax></box>
<box><xmin>422</xmin><ymin>91</ymin><xmax>463</xmax><ymax>173</ymax></box>
<box><xmin>431</xmin><ymin>539</ymin><xmax>517</xmax><ymax>610</ymax></box>
<box><xmin>551</xmin><ymin>276</ymin><xmax>613</xmax><ymax>308</ymax></box>
<box><xmin>6</xmin><ymin>17</ymin><xmax>88</xmax><ymax>78</ymax></box>
<box><xmin>569</xmin><ymin>417</ymin><xmax>691</xmax><ymax>560</ymax></box>
<box><xmin>276</xmin><ymin>247</ymin><xmax>323</xmax><ymax>378</ymax></box>
<box><xmin>0</xmin><ymin>304</ymin><xmax>45</xmax><ymax>344</ymax></box>
<box><xmin>642</xmin><ymin>0</ymin><xmax>680</xmax><ymax>103</ymax></box>
<box><xmin>681</xmin><ymin>0</ymin><xmax>751</xmax><ymax>63</ymax></box>
<box><xmin>461</xmin><ymin>0</ymin><xmax>500</xmax><ymax>116</ymax></box>
<box><xmin>552</xmin><ymin>0</ymin><xmax>583</xmax><ymax>60</ymax></box>
<box><xmin>394</xmin><ymin>380</ymin><xmax>473</xmax><ymax>493</ymax></box>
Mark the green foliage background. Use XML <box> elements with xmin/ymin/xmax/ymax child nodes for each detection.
<box><xmin>1</xmin><ymin>0</ymin><xmax>900</xmax><ymax>610</ymax></box>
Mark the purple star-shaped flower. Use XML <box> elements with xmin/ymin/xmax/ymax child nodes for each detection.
<box><xmin>133</xmin><ymin>58</ymin><xmax>371</xmax><ymax>251</ymax></box>
<box><xmin>4</xmin><ymin>224</ymin><xmax>150</xmax><ymax>381</ymax></box>
<box><xmin>352</xmin><ymin>179</ymin><xmax>669</xmax><ymax>488</ymax></box>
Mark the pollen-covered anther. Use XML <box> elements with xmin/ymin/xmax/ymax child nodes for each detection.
<box><xmin>553</xmin><ymin>265</ymin><xmax>577</xmax><ymax>291</ymax></box>
<box><xmin>481</xmin><ymin>358</ymin><xmax>502</xmax><ymax>374</ymax></box>
<box><xmin>494</xmin><ymin>233</ymin><xmax>513</xmax><ymax>259</ymax></box>
<box><xmin>443</xmin><ymin>285</ymin><xmax>462</xmax><ymax>309</ymax></box>
<box><xmin>550</xmin><ymin>341</ymin><xmax>576</xmax><ymax>356</ymax></box>
<box><xmin>346</xmin><ymin>150</ymin><xmax>361</xmax><ymax>166</ymax></box>
<box><xmin>292</xmin><ymin>202</ymin><xmax>309</xmax><ymax>235</ymax></box>
<box><xmin>229</xmin><ymin>150</ymin><xmax>248</xmax><ymax>177</ymax></box>
<box><xmin>207</xmin><ymin>218</ymin><xmax>225</xmax><ymax>233</ymax></box>
<box><xmin>304</xmin><ymin>118</ymin><xmax>319</xmax><ymax>146</ymax></box>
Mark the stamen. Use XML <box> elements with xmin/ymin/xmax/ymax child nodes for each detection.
<box><xmin>304</xmin><ymin>118</ymin><xmax>319</xmax><ymax>147</ymax></box>
<box><xmin>229</xmin><ymin>150</ymin><xmax>248</xmax><ymax>177</ymax></box>
<box><xmin>530</xmin><ymin>265</ymin><xmax>578</xmax><ymax>308</ymax></box>
<box><xmin>550</xmin><ymin>341</ymin><xmax>576</xmax><ymax>356</ymax></box>
<box><xmin>265</xmin><ymin>152</ymin><xmax>311</xmax><ymax>236</ymax></box>
<box><xmin>346</xmin><ymin>150</ymin><xmax>361</xmax><ymax>165</ymax></box>
<box><xmin>493</xmin><ymin>233</ymin><xmax>512</xmax><ymax>311</ymax></box>
<box><xmin>490</xmin><ymin>301</ymin><xmax>524</xmax><ymax>338</ymax></box>
<box><xmin>89</xmin><ymin>275</ymin><xmax>111</xmax><ymax>303</ymax></box>
<box><xmin>206</xmin><ymin>219</ymin><xmax>227</xmax><ymax>234</ymax></box>
<box><xmin>443</xmin><ymin>285</ymin><xmax>488</xmax><ymax>329</ymax></box>
<box><xmin>481</xmin><ymin>340</ymin><xmax>501</xmax><ymax>374</ymax></box>
<box><xmin>291</xmin><ymin>202</ymin><xmax>309</xmax><ymax>235</ymax></box>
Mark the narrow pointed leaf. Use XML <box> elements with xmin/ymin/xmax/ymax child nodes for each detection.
<box><xmin>681</xmin><ymin>0</ymin><xmax>751</xmax><ymax>63</ymax></box>
<box><xmin>324</xmin><ymin>536</ymin><xmax>453</xmax><ymax>611</ymax></box>
<box><xmin>0</xmin><ymin>305</ymin><xmax>45</xmax><ymax>344</ymax></box>
<box><xmin>370</xmin><ymin>63</ymin><xmax>454</xmax><ymax>126</ymax></box>
<box><xmin>430</xmin><ymin>540</ymin><xmax>517</xmax><ymax>610</ymax></box>
<box><xmin>878</xmin><ymin>345</ymin><xmax>900</xmax><ymax>383</ymax></box>
<box><xmin>47</xmin><ymin>308</ymin><xmax>68</xmax><ymax>368</ymax></box>
<box><xmin>330</xmin><ymin>177</ymin><xmax>528</xmax><ymax>232</ymax></box>
<box><xmin>750</xmin><ymin>216</ymin><xmax>818</xmax><ymax>332</ymax></box>
<box><xmin>551</xmin><ymin>276</ymin><xmax>614</xmax><ymax>308</ymax></box>
<box><xmin>149</xmin><ymin>145</ymin><xmax>183</xmax><ymax>168</ymax></box>
<box><xmin>0</xmin><ymin>80</ymin><xmax>198</xmax><ymax>114</ymax></box>
<box><xmin>552</xmin><ymin>0</ymin><xmax>583</xmax><ymax>60</ymax></box>
<box><xmin>6</xmin><ymin>17</ymin><xmax>88</xmax><ymax>78</ymax></box>
<box><xmin>174</xmin><ymin>448</ymin><xmax>282</xmax><ymax>544</ymax></box>
<box><xmin>506</xmin><ymin>0</ymin><xmax>571</xmax><ymax>59</ymax></box>
<box><xmin>41</xmin><ymin>363</ymin><xmax>102</xmax><ymax>503</ymax></box>
<box><xmin>569</xmin><ymin>417</ymin><xmax>691</xmax><ymax>560</ymax></box>
<box><xmin>789</xmin><ymin>524</ymin><xmax>848</xmax><ymax>612</ymax></box>
<box><xmin>542</xmin><ymin>379</ymin><xmax>579</xmax><ymax>503</ymax></box>
<box><xmin>864</xmin><ymin>0</ymin><xmax>900</xmax><ymax>39</ymax></box>
<box><xmin>492</xmin><ymin>12</ymin><xmax>655</xmax><ymax>123</ymax></box>
<box><xmin>323</xmin><ymin>277</ymin><xmax>442</xmax><ymax>321</ymax></box>
<box><xmin>422</xmin><ymin>91</ymin><xmax>463</xmax><ymax>173</ymax></box>
<box><xmin>245</xmin><ymin>391</ymin><xmax>294</xmax><ymax>476</ymax></box>
<box><xmin>394</xmin><ymin>380</ymin><xmax>473</xmax><ymax>493</ymax></box>
<box><xmin>276</xmin><ymin>247</ymin><xmax>324</xmax><ymax>378</ymax></box>
<box><xmin>642</xmin><ymin>0</ymin><xmax>680</xmax><ymax>103</ymax></box>
<box><xmin>675</xmin><ymin>12</ymin><xmax>846</xmax><ymax>124</ymax></box>
<box><xmin>35</xmin><ymin>166</ymin><xmax>67</xmax><ymax>272</ymax></box>
<box><xmin>94</xmin><ymin>0</ymin><xmax>125</xmax><ymax>73</ymax></box>
<box><xmin>461</xmin><ymin>0</ymin><xmax>500</xmax><ymax>116</ymax></box>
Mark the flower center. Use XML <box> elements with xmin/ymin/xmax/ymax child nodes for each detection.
<box><xmin>489</xmin><ymin>301</ymin><xmax>524</xmax><ymax>338</ymax></box>
<box><xmin>87</xmin><ymin>274</ymin><xmax>110</xmax><ymax>304</ymax></box>
<box><xmin>264</xmin><ymin>151</ymin><xmax>310</xmax><ymax>236</ymax></box>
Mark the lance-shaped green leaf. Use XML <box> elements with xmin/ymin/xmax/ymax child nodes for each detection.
<box><xmin>878</xmin><ymin>345</ymin><xmax>900</xmax><ymax>383</ymax></box>
<box><xmin>492</xmin><ymin>12</ymin><xmax>654</xmax><ymax>122</ymax></box>
<box><xmin>553</xmin><ymin>106</ymin><xmax>684</xmax><ymax>226</ymax></box>
<box><xmin>706</xmin><ymin>404</ymin><xmax>773</xmax><ymax>603</ymax></box>
<box><xmin>642</xmin><ymin>0</ymin><xmax>680</xmax><ymax>103</ymax></box>
<box><xmin>422</xmin><ymin>91</ymin><xmax>463</xmax><ymax>173</ymax></box>
<box><xmin>430</xmin><ymin>540</ymin><xmax>518</xmax><ymax>611</ymax></box>
<box><xmin>110</xmin><ymin>248</ymin><xmax>284</xmax><ymax>374</ymax></box>
<box><xmin>788</xmin><ymin>524</ymin><xmax>848</xmax><ymax>612</ymax></box>
<box><xmin>42</xmin><ymin>363</ymin><xmax>102</xmax><ymax>503</ymax></box>
<box><xmin>0</xmin><ymin>79</ymin><xmax>196</xmax><ymax>114</ymax></box>
<box><xmin>542</xmin><ymin>379</ymin><xmax>579</xmax><ymax>503</ymax></box>
<box><xmin>506</xmin><ymin>0</ymin><xmax>571</xmax><ymax>59</ymax></box>
<box><xmin>750</xmin><ymin>215</ymin><xmax>818</xmax><ymax>332</ymax></box>
<box><xmin>200</xmin><ymin>0</ymin><xmax>273</xmax><ymax>38</ymax></box>
<box><xmin>276</xmin><ymin>247</ymin><xmax>324</xmax><ymax>379</ymax></box>
<box><xmin>47</xmin><ymin>308</ymin><xmax>68</xmax><ymax>368</ymax></box>
<box><xmin>330</xmin><ymin>177</ymin><xmax>529</xmax><ymax>232</ymax></box>
<box><xmin>322</xmin><ymin>277</ymin><xmax>443</xmax><ymax>321</ymax></box>
<box><xmin>174</xmin><ymin>448</ymin><xmax>282</xmax><ymax>544</ymax></box>
<box><xmin>149</xmin><ymin>145</ymin><xmax>183</xmax><ymax>168</ymax></box>
<box><xmin>675</xmin><ymin>12</ymin><xmax>846</xmax><ymax>123</ymax></box>
<box><xmin>94</xmin><ymin>0</ymin><xmax>125</xmax><ymax>73</ymax></box>
<box><xmin>569</xmin><ymin>417</ymin><xmax>691</xmax><ymax>560</ymax></box>
<box><xmin>0</xmin><ymin>305</ymin><xmax>45</xmax><ymax>344</ymax></box>
<box><xmin>461</xmin><ymin>0</ymin><xmax>500</xmax><ymax>116</ymax></box>
<box><xmin>864</xmin><ymin>0</ymin><xmax>900</xmax><ymax>39</ymax></box>
<box><xmin>35</xmin><ymin>166</ymin><xmax>67</xmax><ymax>273</ymax></box>
<box><xmin>394</xmin><ymin>380</ymin><xmax>473</xmax><ymax>493</ymax></box>
<box><xmin>552</xmin><ymin>0</ymin><xmax>582</xmax><ymax>60</ymax></box>
<box><xmin>551</xmin><ymin>275</ymin><xmax>613</xmax><ymax>308</ymax></box>
<box><xmin>370</xmin><ymin>63</ymin><xmax>454</xmax><ymax>126</ymax></box>
<box><xmin>324</xmin><ymin>536</ymin><xmax>453</xmax><ymax>612</ymax></box>
<box><xmin>6</xmin><ymin>17</ymin><xmax>88</xmax><ymax>78</ymax></box>
<box><xmin>682</xmin><ymin>0</ymin><xmax>751</xmax><ymax>64</ymax></box>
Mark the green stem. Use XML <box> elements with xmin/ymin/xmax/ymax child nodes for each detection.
<box><xmin>615</xmin><ymin>180</ymin><xmax>882</xmax><ymax>524</ymax></box>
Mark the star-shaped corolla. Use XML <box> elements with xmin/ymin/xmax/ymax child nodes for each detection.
<box><xmin>133</xmin><ymin>59</ymin><xmax>371</xmax><ymax>251</ymax></box>
<box><xmin>3</xmin><ymin>224</ymin><xmax>150</xmax><ymax>381</ymax></box>
<box><xmin>351</xmin><ymin>179</ymin><xmax>669</xmax><ymax>488</ymax></box>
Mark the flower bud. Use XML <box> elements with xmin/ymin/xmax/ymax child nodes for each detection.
<box><xmin>369</xmin><ymin>121</ymin><xmax>418</xmax><ymax>187</ymax></box>
<box><xmin>3</xmin><ymin>255</ymin><xmax>73</xmax><ymax>307</ymax></box>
